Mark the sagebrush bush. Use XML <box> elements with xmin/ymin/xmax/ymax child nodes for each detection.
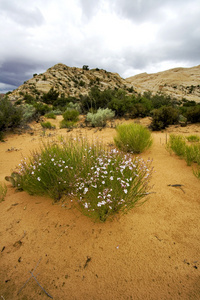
<box><xmin>66</xmin><ymin>102</ymin><xmax>81</xmax><ymax>113</ymax></box>
<box><xmin>51</xmin><ymin>109</ymin><xmax>62</xmax><ymax>115</ymax></box>
<box><xmin>114</xmin><ymin>123</ymin><xmax>153</xmax><ymax>153</ymax></box>
<box><xmin>13</xmin><ymin>138</ymin><xmax>153</xmax><ymax>221</ymax></box>
<box><xmin>86</xmin><ymin>108</ymin><xmax>115</xmax><ymax>127</ymax></box>
<box><xmin>21</xmin><ymin>104</ymin><xmax>36</xmax><ymax>123</ymax></box>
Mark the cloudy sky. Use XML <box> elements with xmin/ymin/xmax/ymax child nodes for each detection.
<box><xmin>0</xmin><ymin>0</ymin><xmax>200</xmax><ymax>93</ymax></box>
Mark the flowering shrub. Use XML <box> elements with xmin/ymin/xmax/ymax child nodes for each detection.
<box><xmin>75</xmin><ymin>148</ymin><xmax>153</xmax><ymax>221</ymax></box>
<box><xmin>14</xmin><ymin>137</ymin><xmax>153</xmax><ymax>221</ymax></box>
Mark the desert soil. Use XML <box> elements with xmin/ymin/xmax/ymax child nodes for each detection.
<box><xmin>0</xmin><ymin>117</ymin><xmax>200</xmax><ymax>300</ymax></box>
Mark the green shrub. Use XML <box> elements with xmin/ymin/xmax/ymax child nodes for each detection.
<box><xmin>86</xmin><ymin>108</ymin><xmax>115</xmax><ymax>127</ymax></box>
<box><xmin>33</xmin><ymin>102</ymin><xmax>50</xmax><ymax>116</ymax></box>
<box><xmin>167</xmin><ymin>134</ymin><xmax>200</xmax><ymax>168</ymax></box>
<box><xmin>24</xmin><ymin>93</ymin><xmax>36</xmax><ymax>104</ymax></box>
<box><xmin>0</xmin><ymin>131</ymin><xmax>4</xmax><ymax>142</ymax></box>
<box><xmin>0</xmin><ymin>182</ymin><xmax>7</xmax><ymax>202</ymax></box>
<box><xmin>63</xmin><ymin>109</ymin><xmax>79</xmax><ymax>122</ymax></box>
<box><xmin>167</xmin><ymin>134</ymin><xmax>186</xmax><ymax>157</ymax></box>
<box><xmin>193</xmin><ymin>167</ymin><xmax>200</xmax><ymax>179</ymax></box>
<box><xmin>151</xmin><ymin>106</ymin><xmax>179</xmax><ymax>131</ymax></box>
<box><xmin>114</xmin><ymin>123</ymin><xmax>153</xmax><ymax>153</ymax></box>
<box><xmin>186</xmin><ymin>135</ymin><xmax>200</xmax><ymax>143</ymax></box>
<box><xmin>40</xmin><ymin>121</ymin><xmax>55</xmax><ymax>129</ymax></box>
<box><xmin>44</xmin><ymin>112</ymin><xmax>56</xmax><ymax>119</ymax></box>
<box><xmin>185</xmin><ymin>106</ymin><xmax>200</xmax><ymax>123</ymax></box>
<box><xmin>42</xmin><ymin>88</ymin><xmax>59</xmax><ymax>105</ymax></box>
<box><xmin>0</xmin><ymin>97</ymin><xmax>23</xmax><ymax>132</ymax></box>
<box><xmin>60</xmin><ymin>109</ymin><xmax>79</xmax><ymax>128</ymax></box>
<box><xmin>13</xmin><ymin>138</ymin><xmax>153</xmax><ymax>221</ymax></box>
<box><xmin>60</xmin><ymin>120</ymin><xmax>76</xmax><ymax>128</ymax></box>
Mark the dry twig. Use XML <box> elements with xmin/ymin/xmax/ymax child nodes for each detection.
<box><xmin>17</xmin><ymin>257</ymin><xmax>53</xmax><ymax>298</ymax></box>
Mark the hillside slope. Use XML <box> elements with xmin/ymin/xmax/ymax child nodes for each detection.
<box><xmin>8</xmin><ymin>64</ymin><xmax>131</xmax><ymax>102</ymax></box>
<box><xmin>126</xmin><ymin>65</ymin><xmax>200</xmax><ymax>102</ymax></box>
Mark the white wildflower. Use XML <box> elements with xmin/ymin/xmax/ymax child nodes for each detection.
<box><xmin>84</xmin><ymin>202</ymin><xmax>89</xmax><ymax>209</ymax></box>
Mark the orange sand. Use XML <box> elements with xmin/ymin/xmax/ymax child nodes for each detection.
<box><xmin>0</xmin><ymin>117</ymin><xmax>200</xmax><ymax>299</ymax></box>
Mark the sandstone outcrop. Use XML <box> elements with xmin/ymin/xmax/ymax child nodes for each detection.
<box><xmin>8</xmin><ymin>63</ymin><xmax>200</xmax><ymax>103</ymax></box>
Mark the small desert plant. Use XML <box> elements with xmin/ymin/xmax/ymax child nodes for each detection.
<box><xmin>44</xmin><ymin>112</ymin><xmax>56</xmax><ymax>119</ymax></box>
<box><xmin>167</xmin><ymin>134</ymin><xmax>200</xmax><ymax>169</ymax></box>
<box><xmin>60</xmin><ymin>109</ymin><xmax>79</xmax><ymax>128</ymax></box>
<box><xmin>86</xmin><ymin>108</ymin><xmax>115</xmax><ymax>127</ymax></box>
<box><xmin>63</xmin><ymin>109</ymin><xmax>79</xmax><ymax>122</ymax></box>
<box><xmin>14</xmin><ymin>138</ymin><xmax>153</xmax><ymax>221</ymax></box>
<box><xmin>186</xmin><ymin>135</ymin><xmax>200</xmax><ymax>143</ymax></box>
<box><xmin>167</xmin><ymin>134</ymin><xmax>186</xmax><ymax>157</ymax></box>
<box><xmin>193</xmin><ymin>167</ymin><xmax>200</xmax><ymax>179</ymax></box>
<box><xmin>184</xmin><ymin>144</ymin><xmax>200</xmax><ymax>166</ymax></box>
<box><xmin>114</xmin><ymin>123</ymin><xmax>153</xmax><ymax>153</ymax></box>
<box><xmin>40</xmin><ymin>121</ymin><xmax>56</xmax><ymax>129</ymax></box>
<box><xmin>0</xmin><ymin>182</ymin><xmax>7</xmax><ymax>202</ymax></box>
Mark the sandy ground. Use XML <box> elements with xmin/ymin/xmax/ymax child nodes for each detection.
<box><xmin>0</xmin><ymin>117</ymin><xmax>200</xmax><ymax>300</ymax></box>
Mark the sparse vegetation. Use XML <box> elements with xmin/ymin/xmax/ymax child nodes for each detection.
<box><xmin>4</xmin><ymin>65</ymin><xmax>200</xmax><ymax>139</ymax></box>
<box><xmin>40</xmin><ymin>121</ymin><xmax>56</xmax><ymax>129</ymax></box>
<box><xmin>44</xmin><ymin>112</ymin><xmax>56</xmax><ymax>119</ymax></box>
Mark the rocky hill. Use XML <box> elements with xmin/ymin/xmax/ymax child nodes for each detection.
<box><xmin>8</xmin><ymin>63</ymin><xmax>132</xmax><ymax>102</ymax></box>
<box><xmin>8</xmin><ymin>63</ymin><xmax>200</xmax><ymax>103</ymax></box>
<box><xmin>126</xmin><ymin>65</ymin><xmax>200</xmax><ymax>102</ymax></box>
